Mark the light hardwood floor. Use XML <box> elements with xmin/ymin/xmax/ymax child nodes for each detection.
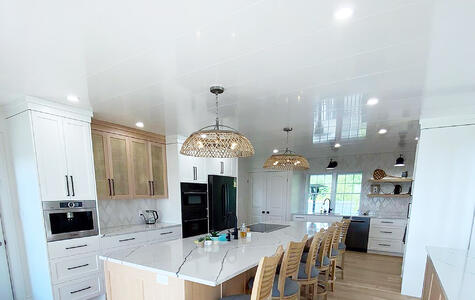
<box><xmin>327</xmin><ymin>251</ymin><xmax>418</xmax><ymax>300</ymax></box>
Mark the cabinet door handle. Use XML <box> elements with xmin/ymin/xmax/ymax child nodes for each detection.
<box><xmin>65</xmin><ymin>244</ymin><xmax>87</xmax><ymax>250</ymax></box>
<box><xmin>380</xmin><ymin>231</ymin><xmax>393</xmax><ymax>234</ymax></box>
<box><xmin>152</xmin><ymin>180</ymin><xmax>155</xmax><ymax>195</ymax></box>
<box><xmin>65</xmin><ymin>175</ymin><xmax>70</xmax><ymax>196</ymax></box>
<box><xmin>148</xmin><ymin>181</ymin><xmax>152</xmax><ymax>196</ymax></box>
<box><xmin>261</xmin><ymin>211</ymin><xmax>265</xmax><ymax>214</ymax></box>
<box><xmin>160</xmin><ymin>231</ymin><xmax>173</xmax><ymax>235</ymax></box>
<box><xmin>378</xmin><ymin>243</ymin><xmax>391</xmax><ymax>247</ymax></box>
<box><xmin>108</xmin><ymin>179</ymin><xmax>112</xmax><ymax>196</ymax></box>
<box><xmin>266</xmin><ymin>211</ymin><xmax>270</xmax><ymax>214</ymax></box>
<box><xmin>70</xmin><ymin>176</ymin><xmax>75</xmax><ymax>197</ymax></box>
<box><xmin>118</xmin><ymin>237</ymin><xmax>135</xmax><ymax>242</ymax></box>
<box><xmin>381</xmin><ymin>221</ymin><xmax>394</xmax><ymax>224</ymax></box>
<box><xmin>220</xmin><ymin>161</ymin><xmax>224</xmax><ymax>174</ymax></box>
<box><xmin>111</xmin><ymin>179</ymin><xmax>115</xmax><ymax>196</ymax></box>
<box><xmin>67</xmin><ymin>263</ymin><xmax>89</xmax><ymax>270</ymax></box>
<box><xmin>70</xmin><ymin>286</ymin><xmax>91</xmax><ymax>294</ymax></box>
<box><xmin>193</xmin><ymin>166</ymin><xmax>197</xmax><ymax>180</ymax></box>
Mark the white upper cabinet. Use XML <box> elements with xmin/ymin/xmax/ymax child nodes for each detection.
<box><xmin>32</xmin><ymin>111</ymin><xmax>96</xmax><ymax>201</ymax></box>
<box><xmin>32</xmin><ymin>112</ymin><xmax>69</xmax><ymax>201</ymax></box>
<box><xmin>178</xmin><ymin>151</ymin><xmax>207</xmax><ymax>183</ymax></box>
<box><xmin>206</xmin><ymin>158</ymin><xmax>237</xmax><ymax>177</ymax></box>
<box><xmin>63</xmin><ymin>118</ymin><xmax>96</xmax><ymax>200</ymax></box>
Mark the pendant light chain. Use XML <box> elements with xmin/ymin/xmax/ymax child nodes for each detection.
<box><xmin>215</xmin><ymin>92</ymin><xmax>220</xmax><ymax>129</ymax></box>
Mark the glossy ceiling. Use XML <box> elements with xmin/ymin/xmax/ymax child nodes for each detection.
<box><xmin>1</xmin><ymin>0</ymin><xmax>441</xmax><ymax>157</ymax></box>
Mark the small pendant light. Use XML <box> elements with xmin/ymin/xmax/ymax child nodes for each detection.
<box><xmin>395</xmin><ymin>154</ymin><xmax>405</xmax><ymax>167</ymax></box>
<box><xmin>326</xmin><ymin>158</ymin><xmax>338</xmax><ymax>170</ymax></box>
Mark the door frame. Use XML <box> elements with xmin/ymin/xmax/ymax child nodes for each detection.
<box><xmin>0</xmin><ymin>216</ymin><xmax>13</xmax><ymax>299</ymax></box>
<box><xmin>248</xmin><ymin>170</ymin><xmax>292</xmax><ymax>223</ymax></box>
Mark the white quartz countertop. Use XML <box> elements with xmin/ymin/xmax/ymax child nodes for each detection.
<box><xmin>99</xmin><ymin>221</ymin><xmax>329</xmax><ymax>286</ymax></box>
<box><xmin>292</xmin><ymin>212</ymin><xmax>407</xmax><ymax>219</ymax></box>
<box><xmin>100</xmin><ymin>222</ymin><xmax>181</xmax><ymax>237</ymax></box>
<box><xmin>427</xmin><ymin>247</ymin><xmax>475</xmax><ymax>300</ymax></box>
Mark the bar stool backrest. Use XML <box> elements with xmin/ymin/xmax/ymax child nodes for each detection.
<box><xmin>303</xmin><ymin>229</ymin><xmax>324</xmax><ymax>280</ymax></box>
<box><xmin>251</xmin><ymin>245</ymin><xmax>284</xmax><ymax>300</ymax></box>
<box><xmin>317</xmin><ymin>227</ymin><xmax>333</xmax><ymax>267</ymax></box>
<box><xmin>340</xmin><ymin>219</ymin><xmax>351</xmax><ymax>245</ymax></box>
<box><xmin>277</xmin><ymin>235</ymin><xmax>308</xmax><ymax>294</ymax></box>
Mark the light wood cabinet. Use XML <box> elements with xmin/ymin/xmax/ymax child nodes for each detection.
<box><xmin>91</xmin><ymin>120</ymin><xmax>167</xmax><ymax>200</ymax></box>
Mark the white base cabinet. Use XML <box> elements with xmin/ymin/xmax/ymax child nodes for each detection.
<box><xmin>368</xmin><ymin>218</ymin><xmax>407</xmax><ymax>256</ymax></box>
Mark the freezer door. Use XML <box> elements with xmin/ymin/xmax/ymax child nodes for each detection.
<box><xmin>208</xmin><ymin>176</ymin><xmax>237</xmax><ymax>231</ymax></box>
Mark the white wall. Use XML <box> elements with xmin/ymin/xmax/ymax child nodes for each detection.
<box><xmin>401</xmin><ymin>122</ymin><xmax>475</xmax><ymax>297</ymax></box>
<box><xmin>0</xmin><ymin>118</ymin><xmax>32</xmax><ymax>299</ymax></box>
<box><xmin>237</xmin><ymin>158</ymin><xmax>250</xmax><ymax>225</ymax></box>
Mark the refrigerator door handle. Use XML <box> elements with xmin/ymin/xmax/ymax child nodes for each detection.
<box><xmin>222</xmin><ymin>184</ymin><xmax>227</xmax><ymax>221</ymax></box>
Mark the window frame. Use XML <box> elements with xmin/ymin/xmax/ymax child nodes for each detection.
<box><xmin>305</xmin><ymin>171</ymin><xmax>363</xmax><ymax>215</ymax></box>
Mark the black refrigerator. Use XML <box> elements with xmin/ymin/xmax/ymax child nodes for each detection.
<box><xmin>208</xmin><ymin>175</ymin><xmax>237</xmax><ymax>232</ymax></box>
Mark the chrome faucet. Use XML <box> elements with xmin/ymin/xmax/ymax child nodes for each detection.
<box><xmin>323</xmin><ymin>198</ymin><xmax>333</xmax><ymax>214</ymax></box>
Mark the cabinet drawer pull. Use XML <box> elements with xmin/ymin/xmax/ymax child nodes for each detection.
<box><xmin>65</xmin><ymin>244</ymin><xmax>87</xmax><ymax>250</ymax></box>
<box><xmin>118</xmin><ymin>237</ymin><xmax>136</xmax><ymax>242</ymax></box>
<box><xmin>70</xmin><ymin>176</ymin><xmax>75</xmax><ymax>197</ymax></box>
<box><xmin>70</xmin><ymin>286</ymin><xmax>91</xmax><ymax>294</ymax></box>
<box><xmin>160</xmin><ymin>231</ymin><xmax>173</xmax><ymax>235</ymax></box>
<box><xmin>377</xmin><ymin>243</ymin><xmax>391</xmax><ymax>247</ymax></box>
<box><xmin>381</xmin><ymin>221</ymin><xmax>394</xmax><ymax>224</ymax></box>
<box><xmin>65</xmin><ymin>175</ymin><xmax>70</xmax><ymax>197</ymax></box>
<box><xmin>67</xmin><ymin>263</ymin><xmax>89</xmax><ymax>270</ymax></box>
<box><xmin>380</xmin><ymin>231</ymin><xmax>393</xmax><ymax>234</ymax></box>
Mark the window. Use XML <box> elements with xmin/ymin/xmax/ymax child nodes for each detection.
<box><xmin>307</xmin><ymin>174</ymin><xmax>332</xmax><ymax>214</ymax></box>
<box><xmin>334</xmin><ymin>173</ymin><xmax>362</xmax><ymax>215</ymax></box>
<box><xmin>306</xmin><ymin>172</ymin><xmax>363</xmax><ymax>215</ymax></box>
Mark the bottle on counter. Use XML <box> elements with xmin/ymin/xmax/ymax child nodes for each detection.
<box><xmin>240</xmin><ymin>223</ymin><xmax>247</xmax><ymax>238</ymax></box>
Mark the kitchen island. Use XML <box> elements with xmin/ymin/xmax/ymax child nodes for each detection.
<box><xmin>100</xmin><ymin>221</ymin><xmax>329</xmax><ymax>300</ymax></box>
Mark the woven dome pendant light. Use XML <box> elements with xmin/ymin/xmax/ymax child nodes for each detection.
<box><xmin>180</xmin><ymin>86</ymin><xmax>255</xmax><ymax>158</ymax></box>
<box><xmin>263</xmin><ymin>127</ymin><xmax>310</xmax><ymax>170</ymax></box>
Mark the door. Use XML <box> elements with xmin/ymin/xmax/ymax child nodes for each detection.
<box><xmin>265</xmin><ymin>172</ymin><xmax>287</xmax><ymax>221</ymax></box>
<box><xmin>63</xmin><ymin>119</ymin><xmax>97</xmax><ymax>200</ymax></box>
<box><xmin>250</xmin><ymin>173</ymin><xmax>267</xmax><ymax>223</ymax></box>
<box><xmin>130</xmin><ymin>138</ymin><xmax>152</xmax><ymax>198</ymax></box>
<box><xmin>108</xmin><ymin>134</ymin><xmax>132</xmax><ymax>199</ymax></box>
<box><xmin>91</xmin><ymin>130</ymin><xmax>111</xmax><ymax>199</ymax></box>
<box><xmin>149</xmin><ymin>142</ymin><xmax>167</xmax><ymax>198</ymax></box>
<box><xmin>0</xmin><ymin>219</ymin><xmax>13</xmax><ymax>300</ymax></box>
<box><xmin>32</xmin><ymin>111</ymin><xmax>69</xmax><ymax>201</ymax></box>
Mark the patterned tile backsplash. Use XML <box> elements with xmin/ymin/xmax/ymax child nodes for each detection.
<box><xmin>98</xmin><ymin>198</ymin><xmax>161</xmax><ymax>228</ymax></box>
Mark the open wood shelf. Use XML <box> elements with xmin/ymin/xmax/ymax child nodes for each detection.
<box><xmin>367</xmin><ymin>194</ymin><xmax>412</xmax><ymax>198</ymax></box>
<box><xmin>369</xmin><ymin>178</ymin><xmax>413</xmax><ymax>183</ymax></box>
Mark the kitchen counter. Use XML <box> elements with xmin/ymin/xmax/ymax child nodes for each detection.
<box><xmin>292</xmin><ymin>212</ymin><xmax>407</xmax><ymax>219</ymax></box>
<box><xmin>426</xmin><ymin>247</ymin><xmax>475</xmax><ymax>299</ymax></box>
<box><xmin>100</xmin><ymin>222</ymin><xmax>181</xmax><ymax>237</ymax></box>
<box><xmin>100</xmin><ymin>221</ymin><xmax>329</xmax><ymax>287</ymax></box>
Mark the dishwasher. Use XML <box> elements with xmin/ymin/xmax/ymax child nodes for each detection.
<box><xmin>343</xmin><ymin>216</ymin><xmax>370</xmax><ymax>252</ymax></box>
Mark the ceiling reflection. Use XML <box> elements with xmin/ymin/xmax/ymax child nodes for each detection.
<box><xmin>313</xmin><ymin>94</ymin><xmax>367</xmax><ymax>144</ymax></box>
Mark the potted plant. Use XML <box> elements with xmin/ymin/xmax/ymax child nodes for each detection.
<box><xmin>194</xmin><ymin>236</ymin><xmax>206</xmax><ymax>247</ymax></box>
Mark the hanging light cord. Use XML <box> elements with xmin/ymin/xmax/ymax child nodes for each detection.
<box><xmin>215</xmin><ymin>92</ymin><xmax>220</xmax><ymax>130</ymax></box>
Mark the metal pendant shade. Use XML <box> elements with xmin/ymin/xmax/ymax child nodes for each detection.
<box><xmin>263</xmin><ymin>128</ymin><xmax>310</xmax><ymax>171</ymax></box>
<box><xmin>180</xmin><ymin>86</ymin><xmax>255</xmax><ymax>158</ymax></box>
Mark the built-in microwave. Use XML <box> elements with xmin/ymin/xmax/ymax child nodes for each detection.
<box><xmin>180</xmin><ymin>183</ymin><xmax>208</xmax><ymax>220</ymax></box>
<box><xmin>42</xmin><ymin>200</ymin><xmax>99</xmax><ymax>242</ymax></box>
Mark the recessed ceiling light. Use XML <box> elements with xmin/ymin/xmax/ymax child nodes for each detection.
<box><xmin>415</xmin><ymin>137</ymin><xmax>419</xmax><ymax>141</ymax></box>
<box><xmin>135</xmin><ymin>122</ymin><xmax>144</xmax><ymax>128</ymax></box>
<box><xmin>334</xmin><ymin>143</ymin><xmax>341</xmax><ymax>148</ymax></box>
<box><xmin>366</xmin><ymin>98</ymin><xmax>379</xmax><ymax>106</ymax></box>
<box><xmin>378</xmin><ymin>128</ymin><xmax>388</xmax><ymax>135</ymax></box>
<box><xmin>67</xmin><ymin>95</ymin><xmax>79</xmax><ymax>102</ymax></box>
<box><xmin>334</xmin><ymin>7</ymin><xmax>354</xmax><ymax>20</ymax></box>
<box><xmin>273</xmin><ymin>149</ymin><xmax>279</xmax><ymax>153</ymax></box>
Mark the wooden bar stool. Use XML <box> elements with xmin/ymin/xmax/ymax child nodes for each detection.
<box><xmin>221</xmin><ymin>246</ymin><xmax>284</xmax><ymax>300</ymax></box>
<box><xmin>296</xmin><ymin>229</ymin><xmax>324</xmax><ymax>300</ymax></box>
<box><xmin>312</xmin><ymin>228</ymin><xmax>333</xmax><ymax>300</ymax></box>
<box><xmin>327</xmin><ymin>224</ymin><xmax>340</xmax><ymax>292</ymax></box>
<box><xmin>248</xmin><ymin>235</ymin><xmax>308</xmax><ymax>300</ymax></box>
<box><xmin>336</xmin><ymin>219</ymin><xmax>351</xmax><ymax>279</ymax></box>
